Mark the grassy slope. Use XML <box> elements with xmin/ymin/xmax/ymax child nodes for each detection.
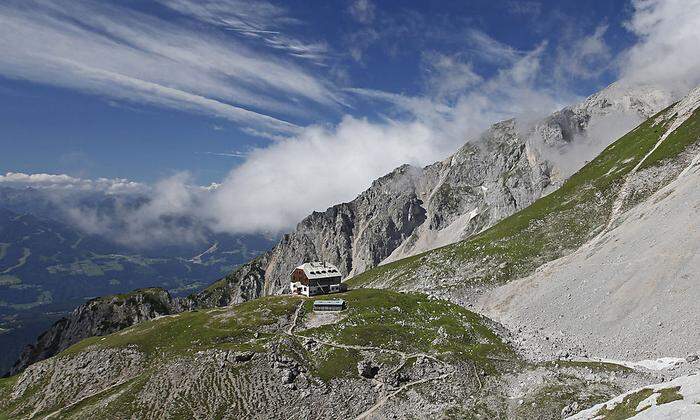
<box><xmin>0</xmin><ymin>289</ymin><xmax>638</xmax><ymax>419</ymax></box>
<box><xmin>297</xmin><ymin>289</ymin><xmax>514</xmax><ymax>379</ymax></box>
<box><xmin>0</xmin><ymin>289</ymin><xmax>517</xmax><ymax>418</ymax></box>
<box><xmin>64</xmin><ymin>293</ymin><xmax>300</xmax><ymax>359</ymax></box>
<box><xmin>69</xmin><ymin>289</ymin><xmax>512</xmax><ymax>371</ymax></box>
<box><xmin>302</xmin><ymin>289</ymin><xmax>509</xmax><ymax>354</ymax></box>
<box><xmin>348</xmin><ymin>106</ymin><xmax>700</xmax><ymax>293</ymax></box>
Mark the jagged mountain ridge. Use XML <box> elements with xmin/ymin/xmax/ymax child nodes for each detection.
<box><xmin>7</xmin><ymin>288</ymin><xmax>184</xmax><ymax>376</ymax></box>
<box><xmin>0</xmin><ymin>203</ymin><xmax>274</xmax><ymax>375</ymax></box>
<box><xmin>4</xmin><ymin>85</ymin><xmax>700</xmax><ymax>419</ymax></box>
<box><xmin>7</xmin><ymin>256</ymin><xmax>272</xmax><ymax>375</ymax></box>
<box><xmin>210</xmin><ymin>82</ymin><xmax>672</xmax><ymax>301</ymax></box>
<box><xmin>350</xmin><ymin>85</ymin><xmax>700</xmax><ymax>317</ymax></box>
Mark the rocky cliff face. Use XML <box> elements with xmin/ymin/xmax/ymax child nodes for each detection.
<box><xmin>7</xmin><ymin>288</ymin><xmax>182</xmax><ymax>376</ymax></box>
<box><xmin>479</xmin><ymin>87</ymin><xmax>700</xmax><ymax>362</ymax></box>
<box><xmin>264</xmin><ymin>164</ymin><xmax>428</xmax><ymax>286</ymax></box>
<box><xmin>7</xmin><ymin>256</ymin><xmax>284</xmax><ymax>376</ymax></box>
<box><xmin>349</xmin><ymin>85</ymin><xmax>700</xmax><ymax>318</ymax></box>
<box><xmin>192</xmin><ymin>253</ymin><xmax>271</xmax><ymax>308</ymax></box>
<box><xmin>211</xmin><ymin>83</ymin><xmax>673</xmax><ymax>299</ymax></box>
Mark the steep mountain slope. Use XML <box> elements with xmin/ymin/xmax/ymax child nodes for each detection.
<box><xmin>348</xmin><ymin>86</ymin><xmax>700</xmax><ymax>315</ymax></box>
<box><xmin>206</xmin><ymin>83</ymin><xmax>672</xmax><ymax>302</ymax></box>
<box><xmin>3</xmin><ymin>85</ymin><xmax>695</xmax><ymax>417</ymax></box>
<box><xmin>0</xmin><ymin>289</ymin><xmax>651</xmax><ymax>419</ymax></box>
<box><xmin>479</xmin><ymin>88</ymin><xmax>700</xmax><ymax>361</ymax></box>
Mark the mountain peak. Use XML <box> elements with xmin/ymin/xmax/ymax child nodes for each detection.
<box><xmin>577</xmin><ymin>82</ymin><xmax>675</xmax><ymax>119</ymax></box>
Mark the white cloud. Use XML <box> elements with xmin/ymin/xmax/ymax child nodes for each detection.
<box><xmin>4</xmin><ymin>33</ymin><xmax>575</xmax><ymax>239</ymax></box>
<box><xmin>421</xmin><ymin>52</ymin><xmax>484</xmax><ymax>102</ymax></box>
<box><xmin>349</xmin><ymin>0</ymin><xmax>376</xmax><ymax>24</ymax></box>
<box><xmin>466</xmin><ymin>30</ymin><xmax>523</xmax><ymax>65</ymax></box>
<box><xmin>554</xmin><ymin>24</ymin><xmax>611</xmax><ymax>82</ymax></box>
<box><xmin>205</xmin><ymin>43</ymin><xmax>573</xmax><ymax>234</ymax></box>
<box><xmin>63</xmin><ymin>173</ymin><xmax>213</xmax><ymax>247</ymax></box>
<box><xmin>203</xmin><ymin>0</ymin><xmax>700</xmax><ymax>236</ymax></box>
<box><xmin>207</xmin><ymin>116</ymin><xmax>437</xmax><ymax>232</ymax></box>
<box><xmin>156</xmin><ymin>0</ymin><xmax>329</xmax><ymax>63</ymax></box>
<box><xmin>0</xmin><ymin>171</ymin><xmax>217</xmax><ymax>247</ymax></box>
<box><xmin>345</xmin><ymin>27</ymin><xmax>380</xmax><ymax>63</ymax></box>
<box><xmin>5</xmin><ymin>0</ymin><xmax>700</xmax><ymax>243</ymax></box>
<box><xmin>201</xmin><ymin>151</ymin><xmax>249</xmax><ymax>158</ymax></box>
<box><xmin>619</xmin><ymin>0</ymin><xmax>700</xmax><ymax>94</ymax></box>
<box><xmin>0</xmin><ymin>0</ymin><xmax>341</xmax><ymax>133</ymax></box>
<box><xmin>0</xmin><ymin>172</ymin><xmax>147</xmax><ymax>194</ymax></box>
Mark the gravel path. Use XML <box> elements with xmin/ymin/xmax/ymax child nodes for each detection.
<box><xmin>285</xmin><ymin>302</ymin><xmax>456</xmax><ymax>419</ymax></box>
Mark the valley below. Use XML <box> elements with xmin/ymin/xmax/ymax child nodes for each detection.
<box><xmin>0</xmin><ymin>199</ymin><xmax>275</xmax><ymax>374</ymax></box>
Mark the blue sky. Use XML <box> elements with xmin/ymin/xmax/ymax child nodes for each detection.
<box><xmin>0</xmin><ymin>0</ymin><xmax>698</xmax><ymax>236</ymax></box>
<box><xmin>0</xmin><ymin>0</ymin><xmax>634</xmax><ymax>183</ymax></box>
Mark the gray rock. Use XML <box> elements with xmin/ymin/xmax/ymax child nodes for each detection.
<box><xmin>280</xmin><ymin>368</ymin><xmax>297</xmax><ymax>384</ymax></box>
<box><xmin>230</xmin><ymin>351</ymin><xmax>255</xmax><ymax>363</ymax></box>
<box><xmin>561</xmin><ymin>401</ymin><xmax>579</xmax><ymax>418</ymax></box>
<box><xmin>190</xmin><ymin>84</ymin><xmax>671</xmax><ymax>307</ymax></box>
<box><xmin>357</xmin><ymin>361</ymin><xmax>378</xmax><ymax>379</ymax></box>
<box><xmin>9</xmin><ymin>288</ymin><xmax>182</xmax><ymax>376</ymax></box>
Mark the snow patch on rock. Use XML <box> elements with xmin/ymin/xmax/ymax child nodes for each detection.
<box><xmin>569</xmin><ymin>373</ymin><xmax>700</xmax><ymax>420</ymax></box>
<box><xmin>592</xmin><ymin>357</ymin><xmax>687</xmax><ymax>371</ymax></box>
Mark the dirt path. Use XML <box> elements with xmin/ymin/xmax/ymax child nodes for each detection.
<box><xmin>287</xmin><ymin>303</ymin><xmax>445</xmax><ymax>362</ymax></box>
<box><xmin>354</xmin><ymin>373</ymin><xmax>453</xmax><ymax>420</ymax></box>
<box><xmin>41</xmin><ymin>377</ymin><xmax>135</xmax><ymax>419</ymax></box>
<box><xmin>285</xmin><ymin>302</ymin><xmax>456</xmax><ymax>419</ymax></box>
<box><xmin>286</xmin><ymin>301</ymin><xmax>304</xmax><ymax>335</ymax></box>
<box><xmin>604</xmin><ymin>107</ymin><xmax>689</xmax><ymax>233</ymax></box>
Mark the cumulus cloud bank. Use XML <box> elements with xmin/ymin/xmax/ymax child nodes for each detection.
<box><xmin>0</xmin><ymin>172</ymin><xmax>213</xmax><ymax>247</ymax></box>
<box><xmin>0</xmin><ymin>172</ymin><xmax>147</xmax><ymax>195</ymax></box>
<box><xmin>204</xmin><ymin>39</ymin><xmax>576</xmax><ymax>233</ymax></box>
<box><xmin>619</xmin><ymin>0</ymin><xmax>700</xmax><ymax>93</ymax></box>
<box><xmin>65</xmin><ymin>173</ymin><xmax>214</xmax><ymax>246</ymax></box>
